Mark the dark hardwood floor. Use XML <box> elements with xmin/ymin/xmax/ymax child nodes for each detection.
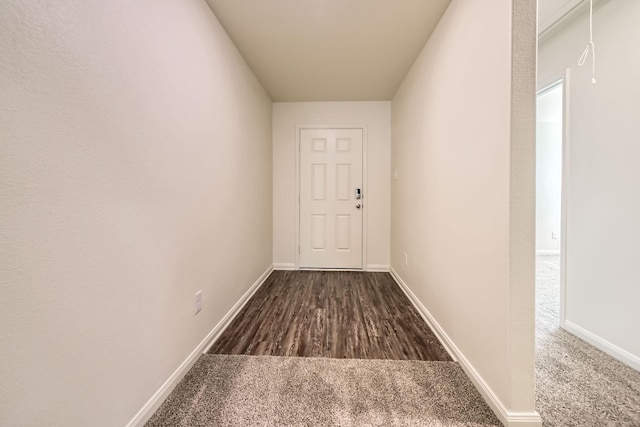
<box><xmin>208</xmin><ymin>270</ymin><xmax>451</xmax><ymax>361</ymax></box>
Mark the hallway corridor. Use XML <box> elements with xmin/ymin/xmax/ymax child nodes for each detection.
<box><xmin>145</xmin><ymin>271</ymin><xmax>499</xmax><ymax>426</ymax></box>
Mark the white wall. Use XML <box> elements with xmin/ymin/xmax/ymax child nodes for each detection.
<box><xmin>273</xmin><ymin>102</ymin><xmax>390</xmax><ymax>270</ymax></box>
<box><xmin>0</xmin><ymin>1</ymin><xmax>272</xmax><ymax>426</ymax></box>
<box><xmin>391</xmin><ymin>0</ymin><xmax>539</xmax><ymax>423</ymax></box>
<box><xmin>536</xmin><ymin>85</ymin><xmax>563</xmax><ymax>253</ymax></box>
<box><xmin>538</xmin><ymin>0</ymin><xmax>640</xmax><ymax>368</ymax></box>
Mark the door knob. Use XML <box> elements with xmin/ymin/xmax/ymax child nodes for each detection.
<box><xmin>356</xmin><ymin>204</ymin><xmax>361</xmax><ymax>209</ymax></box>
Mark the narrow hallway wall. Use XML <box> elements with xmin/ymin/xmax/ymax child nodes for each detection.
<box><xmin>390</xmin><ymin>0</ymin><xmax>538</xmax><ymax>423</ymax></box>
<box><xmin>0</xmin><ymin>1</ymin><xmax>272</xmax><ymax>425</ymax></box>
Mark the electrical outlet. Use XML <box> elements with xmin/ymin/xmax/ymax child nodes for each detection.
<box><xmin>194</xmin><ymin>291</ymin><xmax>202</xmax><ymax>315</ymax></box>
<box><xmin>404</xmin><ymin>253</ymin><xmax>408</xmax><ymax>267</ymax></box>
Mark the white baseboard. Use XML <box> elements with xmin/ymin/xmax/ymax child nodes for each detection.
<box><xmin>505</xmin><ymin>413</ymin><xmax>546</xmax><ymax>426</ymax></box>
<box><xmin>389</xmin><ymin>267</ymin><xmax>542</xmax><ymax>427</ymax></box>
<box><xmin>126</xmin><ymin>265</ymin><xmax>274</xmax><ymax>427</ymax></box>
<box><xmin>274</xmin><ymin>263</ymin><xmax>390</xmax><ymax>272</ymax></box>
<box><xmin>273</xmin><ymin>262</ymin><xmax>296</xmax><ymax>270</ymax></box>
<box><xmin>366</xmin><ymin>264</ymin><xmax>390</xmax><ymax>272</ymax></box>
<box><xmin>564</xmin><ymin>320</ymin><xmax>640</xmax><ymax>372</ymax></box>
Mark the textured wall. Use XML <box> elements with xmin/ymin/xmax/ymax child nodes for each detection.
<box><xmin>0</xmin><ymin>0</ymin><xmax>272</xmax><ymax>425</ymax></box>
<box><xmin>391</xmin><ymin>0</ymin><xmax>538</xmax><ymax>422</ymax></box>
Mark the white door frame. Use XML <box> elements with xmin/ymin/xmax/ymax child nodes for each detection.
<box><xmin>295</xmin><ymin>125</ymin><xmax>368</xmax><ymax>270</ymax></box>
<box><xmin>537</xmin><ymin>69</ymin><xmax>570</xmax><ymax>328</ymax></box>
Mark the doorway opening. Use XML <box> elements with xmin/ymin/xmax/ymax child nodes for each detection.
<box><xmin>535</xmin><ymin>79</ymin><xmax>565</xmax><ymax>330</ymax></box>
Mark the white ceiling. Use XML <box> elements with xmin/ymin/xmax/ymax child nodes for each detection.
<box><xmin>205</xmin><ymin>0</ymin><xmax>452</xmax><ymax>102</ymax></box>
<box><xmin>205</xmin><ymin>1</ymin><xmax>577</xmax><ymax>102</ymax></box>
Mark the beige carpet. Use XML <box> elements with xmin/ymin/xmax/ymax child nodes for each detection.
<box><xmin>145</xmin><ymin>354</ymin><xmax>500</xmax><ymax>426</ymax></box>
<box><xmin>535</xmin><ymin>254</ymin><xmax>640</xmax><ymax>426</ymax></box>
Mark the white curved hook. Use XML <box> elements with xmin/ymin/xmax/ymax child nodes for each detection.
<box><xmin>578</xmin><ymin>0</ymin><xmax>597</xmax><ymax>84</ymax></box>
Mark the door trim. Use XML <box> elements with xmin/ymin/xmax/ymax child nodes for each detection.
<box><xmin>295</xmin><ymin>125</ymin><xmax>368</xmax><ymax>270</ymax></box>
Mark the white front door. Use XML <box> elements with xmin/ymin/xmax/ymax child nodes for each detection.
<box><xmin>299</xmin><ymin>128</ymin><xmax>363</xmax><ymax>269</ymax></box>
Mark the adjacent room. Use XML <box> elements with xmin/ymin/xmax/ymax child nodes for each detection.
<box><xmin>534</xmin><ymin>0</ymin><xmax>640</xmax><ymax>425</ymax></box>
<box><xmin>1</xmin><ymin>0</ymin><xmax>637</xmax><ymax>426</ymax></box>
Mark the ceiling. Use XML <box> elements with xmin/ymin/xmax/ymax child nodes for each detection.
<box><xmin>205</xmin><ymin>0</ymin><xmax>452</xmax><ymax>102</ymax></box>
<box><xmin>205</xmin><ymin>0</ymin><xmax>578</xmax><ymax>102</ymax></box>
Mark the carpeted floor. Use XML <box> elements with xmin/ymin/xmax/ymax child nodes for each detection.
<box><xmin>145</xmin><ymin>259</ymin><xmax>640</xmax><ymax>426</ymax></box>
<box><xmin>146</xmin><ymin>355</ymin><xmax>500</xmax><ymax>426</ymax></box>
<box><xmin>535</xmin><ymin>254</ymin><xmax>640</xmax><ymax>426</ymax></box>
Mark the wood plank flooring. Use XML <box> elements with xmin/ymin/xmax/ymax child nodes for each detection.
<box><xmin>208</xmin><ymin>271</ymin><xmax>451</xmax><ymax>361</ymax></box>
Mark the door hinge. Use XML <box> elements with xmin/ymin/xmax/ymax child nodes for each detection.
<box><xmin>298</xmin><ymin>245</ymin><xmax>301</xmax><ymax>254</ymax></box>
